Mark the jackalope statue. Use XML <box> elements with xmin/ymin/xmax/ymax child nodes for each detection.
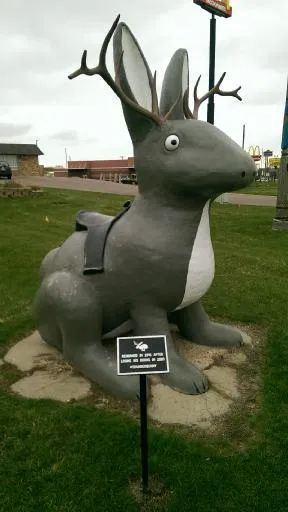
<box><xmin>34</xmin><ymin>16</ymin><xmax>255</xmax><ymax>399</ymax></box>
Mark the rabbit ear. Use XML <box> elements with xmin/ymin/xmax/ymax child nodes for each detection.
<box><xmin>113</xmin><ymin>22</ymin><xmax>159</xmax><ymax>142</ymax></box>
<box><xmin>160</xmin><ymin>49</ymin><xmax>189</xmax><ymax>120</ymax></box>
<box><xmin>113</xmin><ymin>22</ymin><xmax>154</xmax><ymax>110</ymax></box>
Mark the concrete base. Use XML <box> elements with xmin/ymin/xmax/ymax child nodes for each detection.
<box><xmin>4</xmin><ymin>332</ymin><xmax>92</xmax><ymax>402</ymax></box>
<box><xmin>11</xmin><ymin>371</ymin><xmax>91</xmax><ymax>402</ymax></box>
<box><xmin>148</xmin><ymin>332</ymin><xmax>251</xmax><ymax>428</ymax></box>
<box><xmin>2</xmin><ymin>328</ymin><xmax>256</xmax><ymax>428</ymax></box>
<box><xmin>272</xmin><ymin>218</ymin><xmax>288</xmax><ymax>230</ymax></box>
<box><xmin>4</xmin><ymin>332</ymin><xmax>62</xmax><ymax>371</ymax></box>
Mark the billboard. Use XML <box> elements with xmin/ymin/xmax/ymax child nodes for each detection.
<box><xmin>269</xmin><ymin>157</ymin><xmax>281</xmax><ymax>168</ymax></box>
<box><xmin>193</xmin><ymin>0</ymin><xmax>232</xmax><ymax>18</ymax></box>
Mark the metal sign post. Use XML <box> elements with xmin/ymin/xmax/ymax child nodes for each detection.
<box><xmin>139</xmin><ymin>374</ymin><xmax>148</xmax><ymax>493</ymax></box>
<box><xmin>117</xmin><ymin>335</ymin><xmax>169</xmax><ymax>495</ymax></box>
<box><xmin>193</xmin><ymin>0</ymin><xmax>233</xmax><ymax>125</ymax></box>
<box><xmin>207</xmin><ymin>14</ymin><xmax>216</xmax><ymax>124</ymax></box>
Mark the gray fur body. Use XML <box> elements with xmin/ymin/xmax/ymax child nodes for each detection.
<box><xmin>34</xmin><ymin>18</ymin><xmax>256</xmax><ymax>398</ymax></box>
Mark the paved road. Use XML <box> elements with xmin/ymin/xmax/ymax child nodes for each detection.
<box><xmin>17</xmin><ymin>176</ymin><xmax>277</xmax><ymax>207</ymax></box>
<box><xmin>17</xmin><ymin>175</ymin><xmax>137</xmax><ymax>196</ymax></box>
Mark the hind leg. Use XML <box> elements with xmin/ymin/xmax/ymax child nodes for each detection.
<box><xmin>33</xmin><ymin>277</ymin><xmax>63</xmax><ymax>351</ymax></box>
<box><xmin>61</xmin><ymin>316</ymin><xmax>140</xmax><ymax>400</ymax></box>
<box><xmin>171</xmin><ymin>300</ymin><xmax>242</xmax><ymax>347</ymax></box>
<box><xmin>35</xmin><ymin>271</ymin><xmax>140</xmax><ymax>399</ymax></box>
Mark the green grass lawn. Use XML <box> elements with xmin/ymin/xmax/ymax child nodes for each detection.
<box><xmin>236</xmin><ymin>180</ymin><xmax>278</xmax><ymax>196</ymax></box>
<box><xmin>1</xmin><ymin>189</ymin><xmax>288</xmax><ymax>512</ymax></box>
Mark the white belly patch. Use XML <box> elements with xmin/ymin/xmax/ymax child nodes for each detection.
<box><xmin>175</xmin><ymin>200</ymin><xmax>215</xmax><ymax>310</ymax></box>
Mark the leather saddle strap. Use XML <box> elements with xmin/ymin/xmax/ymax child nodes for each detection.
<box><xmin>83</xmin><ymin>201</ymin><xmax>131</xmax><ymax>274</ymax></box>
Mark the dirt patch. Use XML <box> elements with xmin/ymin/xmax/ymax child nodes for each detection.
<box><xmin>129</xmin><ymin>476</ymin><xmax>172</xmax><ymax>512</ymax></box>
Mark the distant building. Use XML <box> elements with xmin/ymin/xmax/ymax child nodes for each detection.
<box><xmin>57</xmin><ymin>157</ymin><xmax>135</xmax><ymax>181</ymax></box>
<box><xmin>0</xmin><ymin>143</ymin><xmax>44</xmax><ymax>176</ymax></box>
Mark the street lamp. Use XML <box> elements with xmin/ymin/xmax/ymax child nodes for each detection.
<box><xmin>273</xmin><ymin>78</ymin><xmax>288</xmax><ymax>230</ymax></box>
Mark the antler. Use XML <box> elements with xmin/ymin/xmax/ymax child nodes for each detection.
<box><xmin>68</xmin><ymin>15</ymin><xmax>162</xmax><ymax>126</ymax></box>
<box><xmin>184</xmin><ymin>72</ymin><xmax>242</xmax><ymax>120</ymax></box>
<box><xmin>183</xmin><ymin>89</ymin><xmax>195</xmax><ymax>120</ymax></box>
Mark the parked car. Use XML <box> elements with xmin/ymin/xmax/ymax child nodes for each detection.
<box><xmin>0</xmin><ymin>161</ymin><xmax>12</xmax><ymax>180</ymax></box>
<box><xmin>120</xmin><ymin>173</ymin><xmax>137</xmax><ymax>185</ymax></box>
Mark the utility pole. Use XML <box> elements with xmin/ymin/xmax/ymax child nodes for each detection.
<box><xmin>242</xmin><ymin>124</ymin><xmax>246</xmax><ymax>149</ymax></box>
<box><xmin>64</xmin><ymin>147</ymin><xmax>68</xmax><ymax>169</ymax></box>
<box><xmin>273</xmin><ymin>78</ymin><xmax>288</xmax><ymax>230</ymax></box>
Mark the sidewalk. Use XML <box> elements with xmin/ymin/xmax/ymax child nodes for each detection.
<box><xmin>219</xmin><ymin>192</ymin><xmax>276</xmax><ymax>207</ymax></box>
<box><xmin>16</xmin><ymin>176</ymin><xmax>277</xmax><ymax>207</ymax></box>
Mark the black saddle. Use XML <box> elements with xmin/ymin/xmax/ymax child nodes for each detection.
<box><xmin>75</xmin><ymin>200</ymin><xmax>131</xmax><ymax>275</ymax></box>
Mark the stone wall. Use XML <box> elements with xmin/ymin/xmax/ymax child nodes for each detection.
<box><xmin>17</xmin><ymin>156</ymin><xmax>41</xmax><ymax>176</ymax></box>
<box><xmin>0</xmin><ymin>187</ymin><xmax>33</xmax><ymax>198</ymax></box>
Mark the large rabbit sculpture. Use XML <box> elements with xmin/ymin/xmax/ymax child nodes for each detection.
<box><xmin>34</xmin><ymin>16</ymin><xmax>255</xmax><ymax>399</ymax></box>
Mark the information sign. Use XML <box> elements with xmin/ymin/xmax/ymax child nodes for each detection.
<box><xmin>117</xmin><ymin>335</ymin><xmax>169</xmax><ymax>376</ymax></box>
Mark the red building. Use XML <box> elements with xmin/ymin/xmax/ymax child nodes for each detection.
<box><xmin>58</xmin><ymin>157</ymin><xmax>135</xmax><ymax>181</ymax></box>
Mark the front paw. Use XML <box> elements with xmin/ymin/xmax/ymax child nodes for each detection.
<box><xmin>162</xmin><ymin>363</ymin><xmax>209</xmax><ymax>395</ymax></box>
<box><xmin>195</xmin><ymin>322</ymin><xmax>243</xmax><ymax>348</ymax></box>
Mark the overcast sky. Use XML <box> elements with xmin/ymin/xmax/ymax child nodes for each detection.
<box><xmin>0</xmin><ymin>0</ymin><xmax>287</xmax><ymax>166</ymax></box>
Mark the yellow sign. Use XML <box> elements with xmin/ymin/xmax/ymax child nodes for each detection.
<box><xmin>248</xmin><ymin>145</ymin><xmax>261</xmax><ymax>156</ymax></box>
<box><xmin>193</xmin><ymin>0</ymin><xmax>232</xmax><ymax>18</ymax></box>
<box><xmin>269</xmin><ymin>157</ymin><xmax>280</xmax><ymax>168</ymax></box>
<box><xmin>248</xmin><ymin>146</ymin><xmax>261</xmax><ymax>161</ymax></box>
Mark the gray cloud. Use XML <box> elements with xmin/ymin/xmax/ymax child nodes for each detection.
<box><xmin>49</xmin><ymin>130</ymin><xmax>79</xmax><ymax>143</ymax></box>
<box><xmin>0</xmin><ymin>122</ymin><xmax>31</xmax><ymax>137</ymax></box>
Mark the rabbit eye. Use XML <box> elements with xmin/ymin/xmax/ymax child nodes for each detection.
<box><xmin>165</xmin><ymin>134</ymin><xmax>180</xmax><ymax>151</ymax></box>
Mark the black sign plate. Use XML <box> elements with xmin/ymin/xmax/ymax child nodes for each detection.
<box><xmin>117</xmin><ymin>335</ymin><xmax>169</xmax><ymax>376</ymax></box>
